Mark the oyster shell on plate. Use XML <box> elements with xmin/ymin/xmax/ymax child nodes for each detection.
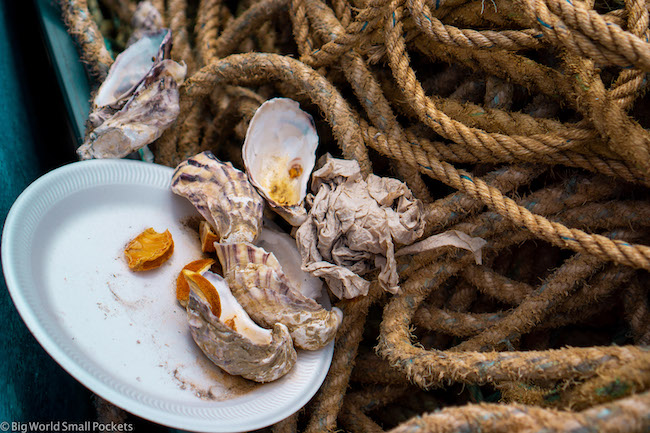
<box><xmin>243</xmin><ymin>98</ymin><xmax>318</xmax><ymax>226</ymax></box>
<box><xmin>184</xmin><ymin>270</ymin><xmax>296</xmax><ymax>382</ymax></box>
<box><xmin>171</xmin><ymin>151</ymin><xmax>264</xmax><ymax>244</ymax></box>
<box><xmin>257</xmin><ymin>220</ymin><xmax>323</xmax><ymax>301</ymax></box>
<box><xmin>215</xmin><ymin>242</ymin><xmax>342</xmax><ymax>351</ymax></box>
<box><xmin>78</xmin><ymin>28</ymin><xmax>187</xmax><ymax>160</ymax></box>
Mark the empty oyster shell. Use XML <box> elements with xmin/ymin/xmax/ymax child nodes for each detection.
<box><xmin>257</xmin><ymin>220</ymin><xmax>323</xmax><ymax>301</ymax></box>
<box><xmin>79</xmin><ymin>59</ymin><xmax>186</xmax><ymax>160</ymax></box>
<box><xmin>92</xmin><ymin>29</ymin><xmax>171</xmax><ymax>115</ymax></box>
<box><xmin>243</xmin><ymin>98</ymin><xmax>318</xmax><ymax>226</ymax></box>
<box><xmin>78</xmin><ymin>28</ymin><xmax>186</xmax><ymax>160</ymax></box>
<box><xmin>215</xmin><ymin>242</ymin><xmax>342</xmax><ymax>350</ymax></box>
<box><xmin>184</xmin><ymin>270</ymin><xmax>296</xmax><ymax>382</ymax></box>
<box><xmin>171</xmin><ymin>151</ymin><xmax>264</xmax><ymax>244</ymax></box>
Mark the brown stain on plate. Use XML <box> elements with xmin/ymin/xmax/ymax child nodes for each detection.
<box><xmin>172</xmin><ymin>355</ymin><xmax>262</xmax><ymax>401</ymax></box>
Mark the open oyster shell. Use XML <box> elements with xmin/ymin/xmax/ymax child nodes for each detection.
<box><xmin>215</xmin><ymin>242</ymin><xmax>342</xmax><ymax>351</ymax></box>
<box><xmin>79</xmin><ymin>59</ymin><xmax>185</xmax><ymax>160</ymax></box>
<box><xmin>257</xmin><ymin>220</ymin><xmax>323</xmax><ymax>301</ymax></box>
<box><xmin>171</xmin><ymin>151</ymin><xmax>264</xmax><ymax>244</ymax></box>
<box><xmin>91</xmin><ymin>29</ymin><xmax>172</xmax><ymax>123</ymax></box>
<box><xmin>243</xmin><ymin>98</ymin><xmax>318</xmax><ymax>226</ymax></box>
<box><xmin>78</xmin><ymin>28</ymin><xmax>186</xmax><ymax>160</ymax></box>
<box><xmin>185</xmin><ymin>270</ymin><xmax>296</xmax><ymax>383</ymax></box>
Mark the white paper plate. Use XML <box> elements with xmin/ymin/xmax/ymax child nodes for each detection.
<box><xmin>2</xmin><ymin>159</ymin><xmax>333</xmax><ymax>432</ymax></box>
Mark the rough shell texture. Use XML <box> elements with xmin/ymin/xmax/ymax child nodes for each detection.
<box><xmin>78</xmin><ymin>59</ymin><xmax>185</xmax><ymax>160</ymax></box>
<box><xmin>171</xmin><ymin>151</ymin><xmax>264</xmax><ymax>244</ymax></box>
<box><xmin>215</xmin><ymin>242</ymin><xmax>342</xmax><ymax>350</ymax></box>
<box><xmin>186</xmin><ymin>271</ymin><xmax>296</xmax><ymax>383</ymax></box>
<box><xmin>93</xmin><ymin>29</ymin><xmax>171</xmax><ymax>111</ymax></box>
<box><xmin>243</xmin><ymin>98</ymin><xmax>318</xmax><ymax>226</ymax></box>
<box><xmin>257</xmin><ymin>220</ymin><xmax>323</xmax><ymax>300</ymax></box>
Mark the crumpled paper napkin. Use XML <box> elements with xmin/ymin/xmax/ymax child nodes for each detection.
<box><xmin>296</xmin><ymin>155</ymin><xmax>486</xmax><ymax>299</ymax></box>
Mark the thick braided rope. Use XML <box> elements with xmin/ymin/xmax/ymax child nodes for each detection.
<box><xmin>557</xmin><ymin>201</ymin><xmax>650</xmax><ymax>230</ymax></box>
<box><xmin>351</xmin><ymin>352</ymin><xmax>410</xmax><ymax>385</ymax></box>
<box><xmin>340</xmin><ymin>385</ymin><xmax>408</xmax><ymax>433</ymax></box>
<box><xmin>408</xmin><ymin>0</ymin><xmax>544</xmax><ymax>51</ymax></box>
<box><xmin>559</xmin><ymin>357</ymin><xmax>650</xmax><ymax>410</ymax></box>
<box><xmin>610</xmin><ymin>0</ymin><xmax>650</xmax><ymax>110</ymax></box>
<box><xmin>168</xmin><ymin>0</ymin><xmax>196</xmax><ymax>73</ymax></box>
<box><xmin>362</xmin><ymin>118</ymin><xmax>650</xmax><ymax>269</ymax></box>
<box><xmin>417</xmin><ymin>297</ymin><xmax>621</xmax><ymax>338</ymax></box>
<box><xmin>304</xmin><ymin>291</ymin><xmax>378</xmax><ymax>433</ymax></box>
<box><xmin>60</xmin><ymin>0</ymin><xmax>114</xmax><ymax>79</ymax></box>
<box><xmin>511</xmin><ymin>0</ymin><xmax>634</xmax><ymax>68</ymax></box>
<box><xmin>451</xmin><ymin>253</ymin><xmax>606</xmax><ymax>352</ymax></box>
<box><xmin>299</xmin><ymin>0</ymin><xmax>393</xmax><ymax>66</ymax></box>
<box><xmin>387</xmin><ymin>391</ymin><xmax>650</xmax><ymax>432</ymax></box>
<box><xmin>403</xmin><ymin>172</ymin><xmax>622</xmax><ymax>280</ymax></box>
<box><xmin>398</xmin><ymin>125</ymin><xmax>650</xmax><ymax>186</ymax></box>
<box><xmin>377</xmin><ymin>260</ymin><xmax>650</xmax><ymax>388</ymax></box>
<box><xmin>411</xmin><ymin>37</ymin><xmax>576</xmax><ymax>108</ymax></box>
<box><xmin>271</xmin><ymin>413</ymin><xmax>298</xmax><ymax>433</ymax></box>
<box><xmin>543</xmin><ymin>0</ymin><xmax>650</xmax><ymax>71</ymax></box>
<box><xmin>624</xmin><ymin>278</ymin><xmax>650</xmax><ymax>346</ymax></box>
<box><xmin>424</xmin><ymin>165</ymin><xmax>540</xmax><ymax>232</ymax></box>
<box><xmin>301</xmin><ymin>0</ymin><xmax>431</xmax><ymax>200</ymax></box>
<box><xmin>562</xmin><ymin>51</ymin><xmax>650</xmax><ymax>173</ymax></box>
<box><xmin>384</xmin><ymin>5</ymin><xmax>597</xmax><ymax>165</ymax></box>
<box><xmin>195</xmin><ymin>0</ymin><xmax>223</xmax><ymax>66</ymax></box>
<box><xmin>210</xmin><ymin>0</ymin><xmax>288</xmax><ymax>59</ymax></box>
<box><xmin>463</xmin><ymin>264</ymin><xmax>532</xmax><ymax>305</ymax></box>
<box><xmin>290</xmin><ymin>0</ymin><xmax>314</xmax><ymax>56</ymax></box>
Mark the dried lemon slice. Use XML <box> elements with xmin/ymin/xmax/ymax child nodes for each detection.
<box><xmin>176</xmin><ymin>258</ymin><xmax>215</xmax><ymax>306</ymax></box>
<box><xmin>199</xmin><ymin>221</ymin><xmax>219</xmax><ymax>253</ymax></box>
<box><xmin>124</xmin><ymin>228</ymin><xmax>174</xmax><ymax>271</ymax></box>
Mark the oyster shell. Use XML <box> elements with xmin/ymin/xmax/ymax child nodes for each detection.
<box><xmin>78</xmin><ymin>59</ymin><xmax>186</xmax><ymax>160</ymax></box>
<box><xmin>92</xmin><ymin>29</ymin><xmax>171</xmax><ymax>116</ymax></box>
<box><xmin>171</xmin><ymin>151</ymin><xmax>264</xmax><ymax>244</ymax></box>
<box><xmin>215</xmin><ymin>242</ymin><xmax>343</xmax><ymax>351</ymax></box>
<box><xmin>243</xmin><ymin>98</ymin><xmax>318</xmax><ymax>226</ymax></box>
<box><xmin>184</xmin><ymin>270</ymin><xmax>296</xmax><ymax>382</ymax></box>
<box><xmin>78</xmin><ymin>28</ymin><xmax>186</xmax><ymax>160</ymax></box>
<box><xmin>257</xmin><ymin>220</ymin><xmax>323</xmax><ymax>301</ymax></box>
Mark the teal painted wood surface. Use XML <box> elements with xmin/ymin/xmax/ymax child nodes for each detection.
<box><xmin>0</xmin><ymin>0</ymin><xmax>94</xmax><ymax>423</ymax></box>
<box><xmin>34</xmin><ymin>0</ymin><xmax>91</xmax><ymax>145</ymax></box>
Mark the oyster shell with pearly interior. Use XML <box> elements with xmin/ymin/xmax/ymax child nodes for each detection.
<box><xmin>184</xmin><ymin>269</ymin><xmax>296</xmax><ymax>382</ymax></box>
<box><xmin>242</xmin><ymin>98</ymin><xmax>318</xmax><ymax>226</ymax></box>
